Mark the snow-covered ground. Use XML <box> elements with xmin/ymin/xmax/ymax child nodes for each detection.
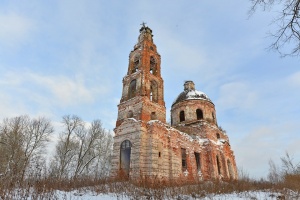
<box><xmin>37</xmin><ymin>189</ymin><xmax>296</xmax><ymax>199</ymax></box>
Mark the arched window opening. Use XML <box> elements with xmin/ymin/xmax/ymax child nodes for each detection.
<box><xmin>196</xmin><ymin>109</ymin><xmax>203</xmax><ymax>120</ymax></box>
<box><xmin>181</xmin><ymin>148</ymin><xmax>187</xmax><ymax>171</ymax></box>
<box><xmin>216</xmin><ymin>155</ymin><xmax>221</xmax><ymax>175</ymax></box>
<box><xmin>120</xmin><ymin>140</ymin><xmax>132</xmax><ymax>176</ymax></box>
<box><xmin>194</xmin><ymin>152</ymin><xmax>201</xmax><ymax>172</ymax></box>
<box><xmin>150</xmin><ymin>56</ymin><xmax>156</xmax><ymax>75</ymax></box>
<box><xmin>180</xmin><ymin>111</ymin><xmax>185</xmax><ymax>122</ymax></box>
<box><xmin>150</xmin><ymin>80</ymin><xmax>158</xmax><ymax>102</ymax></box>
<box><xmin>216</xmin><ymin>133</ymin><xmax>220</xmax><ymax>139</ymax></box>
<box><xmin>128</xmin><ymin>79</ymin><xmax>137</xmax><ymax>99</ymax></box>
<box><xmin>227</xmin><ymin>159</ymin><xmax>234</xmax><ymax>179</ymax></box>
<box><xmin>127</xmin><ymin>110</ymin><xmax>133</xmax><ymax>118</ymax></box>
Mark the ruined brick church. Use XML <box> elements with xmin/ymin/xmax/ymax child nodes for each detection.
<box><xmin>111</xmin><ymin>25</ymin><xmax>238</xmax><ymax>181</ymax></box>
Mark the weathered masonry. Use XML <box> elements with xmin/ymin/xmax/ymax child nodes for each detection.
<box><xmin>111</xmin><ymin>25</ymin><xmax>238</xmax><ymax>181</ymax></box>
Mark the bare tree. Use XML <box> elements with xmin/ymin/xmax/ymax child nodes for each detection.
<box><xmin>268</xmin><ymin>159</ymin><xmax>281</xmax><ymax>183</ymax></box>
<box><xmin>0</xmin><ymin>116</ymin><xmax>53</xmax><ymax>184</ymax></box>
<box><xmin>73</xmin><ymin>120</ymin><xmax>105</xmax><ymax>179</ymax></box>
<box><xmin>250</xmin><ymin>0</ymin><xmax>300</xmax><ymax>56</ymax></box>
<box><xmin>280</xmin><ymin>152</ymin><xmax>300</xmax><ymax>174</ymax></box>
<box><xmin>51</xmin><ymin>115</ymin><xmax>113</xmax><ymax>179</ymax></box>
<box><xmin>52</xmin><ymin>115</ymin><xmax>83</xmax><ymax>179</ymax></box>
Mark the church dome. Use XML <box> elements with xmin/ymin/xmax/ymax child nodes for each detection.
<box><xmin>172</xmin><ymin>81</ymin><xmax>212</xmax><ymax>106</ymax></box>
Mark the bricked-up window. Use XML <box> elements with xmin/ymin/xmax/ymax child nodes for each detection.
<box><xmin>216</xmin><ymin>133</ymin><xmax>220</xmax><ymax>139</ymax></box>
<box><xmin>150</xmin><ymin>56</ymin><xmax>156</xmax><ymax>75</ymax></box>
<box><xmin>179</xmin><ymin>111</ymin><xmax>185</xmax><ymax>122</ymax></box>
<box><xmin>128</xmin><ymin>79</ymin><xmax>137</xmax><ymax>99</ymax></box>
<box><xmin>194</xmin><ymin>152</ymin><xmax>201</xmax><ymax>171</ymax></box>
<box><xmin>181</xmin><ymin>148</ymin><xmax>187</xmax><ymax>171</ymax></box>
<box><xmin>150</xmin><ymin>80</ymin><xmax>158</xmax><ymax>102</ymax></box>
<box><xmin>216</xmin><ymin>155</ymin><xmax>221</xmax><ymax>175</ymax></box>
<box><xmin>196</xmin><ymin>109</ymin><xmax>203</xmax><ymax>120</ymax></box>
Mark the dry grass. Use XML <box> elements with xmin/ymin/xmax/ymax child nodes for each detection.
<box><xmin>1</xmin><ymin>174</ymin><xmax>299</xmax><ymax>199</ymax></box>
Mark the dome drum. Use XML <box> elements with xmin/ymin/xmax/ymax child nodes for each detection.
<box><xmin>171</xmin><ymin>81</ymin><xmax>217</xmax><ymax>126</ymax></box>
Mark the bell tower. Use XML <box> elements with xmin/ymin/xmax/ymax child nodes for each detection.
<box><xmin>116</xmin><ymin>24</ymin><xmax>166</xmax><ymax>128</ymax></box>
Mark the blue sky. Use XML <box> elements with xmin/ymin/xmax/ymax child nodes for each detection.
<box><xmin>0</xmin><ymin>0</ymin><xmax>299</xmax><ymax>179</ymax></box>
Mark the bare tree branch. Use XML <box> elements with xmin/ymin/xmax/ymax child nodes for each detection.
<box><xmin>250</xmin><ymin>0</ymin><xmax>300</xmax><ymax>56</ymax></box>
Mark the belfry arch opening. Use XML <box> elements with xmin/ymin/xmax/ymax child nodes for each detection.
<box><xmin>150</xmin><ymin>80</ymin><xmax>158</xmax><ymax>102</ymax></box>
<box><xmin>128</xmin><ymin>79</ymin><xmax>137</xmax><ymax>99</ymax></box>
<box><xmin>150</xmin><ymin>56</ymin><xmax>157</xmax><ymax>75</ymax></box>
<box><xmin>120</xmin><ymin>140</ymin><xmax>132</xmax><ymax>176</ymax></box>
<box><xmin>131</xmin><ymin>57</ymin><xmax>139</xmax><ymax>74</ymax></box>
<box><xmin>196</xmin><ymin>109</ymin><xmax>203</xmax><ymax>120</ymax></box>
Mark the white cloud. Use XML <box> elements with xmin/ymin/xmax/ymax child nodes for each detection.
<box><xmin>1</xmin><ymin>71</ymin><xmax>106</xmax><ymax>107</ymax></box>
<box><xmin>287</xmin><ymin>71</ymin><xmax>300</xmax><ymax>87</ymax></box>
<box><xmin>29</xmin><ymin>73</ymin><xmax>96</xmax><ymax>106</ymax></box>
<box><xmin>217</xmin><ymin>82</ymin><xmax>258</xmax><ymax>111</ymax></box>
<box><xmin>233</xmin><ymin>126</ymin><xmax>287</xmax><ymax>178</ymax></box>
<box><xmin>0</xmin><ymin>12</ymin><xmax>34</xmax><ymax>47</ymax></box>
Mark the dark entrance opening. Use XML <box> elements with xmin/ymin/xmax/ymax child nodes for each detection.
<box><xmin>120</xmin><ymin>140</ymin><xmax>132</xmax><ymax>176</ymax></box>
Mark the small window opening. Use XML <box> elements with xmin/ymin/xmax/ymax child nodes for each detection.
<box><xmin>128</xmin><ymin>79</ymin><xmax>137</xmax><ymax>99</ymax></box>
<box><xmin>127</xmin><ymin>110</ymin><xmax>133</xmax><ymax>118</ymax></box>
<box><xmin>180</xmin><ymin>111</ymin><xmax>185</xmax><ymax>122</ymax></box>
<box><xmin>150</xmin><ymin>46</ymin><xmax>154</xmax><ymax>51</ymax></box>
<box><xmin>158</xmin><ymin>152</ymin><xmax>161</xmax><ymax>157</ymax></box>
<box><xmin>216</xmin><ymin>155</ymin><xmax>221</xmax><ymax>175</ymax></box>
<box><xmin>196</xmin><ymin>109</ymin><xmax>203</xmax><ymax>120</ymax></box>
<box><xmin>194</xmin><ymin>152</ymin><xmax>201</xmax><ymax>171</ymax></box>
<box><xmin>151</xmin><ymin>112</ymin><xmax>157</xmax><ymax>120</ymax></box>
<box><xmin>181</xmin><ymin>148</ymin><xmax>187</xmax><ymax>171</ymax></box>
<box><xmin>216</xmin><ymin>133</ymin><xmax>220</xmax><ymax>139</ymax></box>
<box><xmin>212</xmin><ymin>112</ymin><xmax>215</xmax><ymax>121</ymax></box>
<box><xmin>150</xmin><ymin>90</ymin><xmax>153</xmax><ymax>101</ymax></box>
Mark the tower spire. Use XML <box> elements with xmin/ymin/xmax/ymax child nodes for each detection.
<box><xmin>115</xmin><ymin>26</ymin><xmax>166</xmax><ymax>128</ymax></box>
